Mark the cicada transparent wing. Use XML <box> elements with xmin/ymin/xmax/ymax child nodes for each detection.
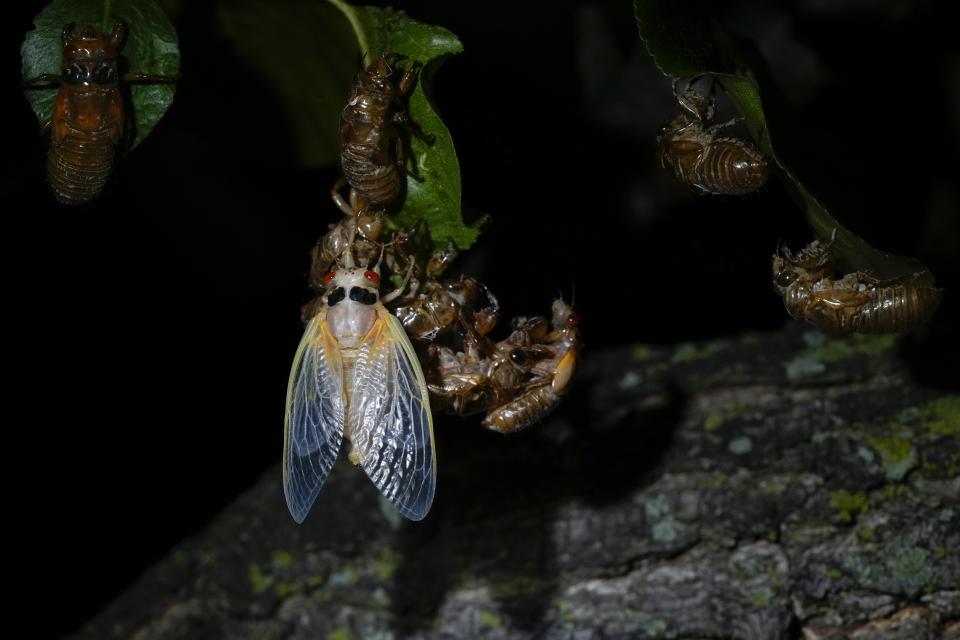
<box><xmin>283</xmin><ymin>313</ymin><xmax>346</xmax><ymax>523</ymax></box>
<box><xmin>350</xmin><ymin>307</ymin><xmax>436</xmax><ymax>521</ymax></box>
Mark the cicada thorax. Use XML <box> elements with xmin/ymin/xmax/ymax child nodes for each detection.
<box><xmin>48</xmin><ymin>23</ymin><xmax>125</xmax><ymax>204</ymax></box>
<box><xmin>658</xmin><ymin>81</ymin><xmax>769</xmax><ymax>195</ymax></box>
<box><xmin>320</xmin><ymin>268</ymin><xmax>386</xmax><ymax>460</ymax></box>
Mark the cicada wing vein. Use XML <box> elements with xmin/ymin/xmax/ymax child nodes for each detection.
<box><xmin>283</xmin><ymin>313</ymin><xmax>346</xmax><ymax>523</ymax></box>
<box><xmin>350</xmin><ymin>306</ymin><xmax>436</xmax><ymax>521</ymax></box>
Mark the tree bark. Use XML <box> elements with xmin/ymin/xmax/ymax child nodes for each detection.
<box><xmin>70</xmin><ymin>323</ymin><xmax>959</xmax><ymax>640</ymax></box>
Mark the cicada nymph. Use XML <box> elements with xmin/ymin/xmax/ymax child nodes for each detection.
<box><xmin>772</xmin><ymin>237</ymin><xmax>943</xmax><ymax>333</ymax></box>
<box><xmin>424</xmin><ymin>292</ymin><xmax>581</xmax><ymax>434</ymax></box>
<box><xmin>332</xmin><ymin>52</ymin><xmax>433</xmax><ymax>219</ymax></box>
<box><xmin>307</xmin><ymin>211</ymin><xmax>386</xmax><ymax>293</ymax></box>
<box><xmin>657</xmin><ymin>77</ymin><xmax>769</xmax><ymax>195</ymax></box>
<box><xmin>426</xmin><ymin>317</ymin><xmax>538</xmax><ymax>421</ymax></box>
<box><xmin>23</xmin><ymin>21</ymin><xmax>179</xmax><ymax>205</ymax></box>
<box><xmin>482</xmin><ymin>299</ymin><xmax>580</xmax><ymax>433</ymax></box>
<box><xmin>393</xmin><ymin>241</ymin><xmax>501</xmax><ymax>343</ymax></box>
<box><xmin>284</xmin><ymin>235</ymin><xmax>435</xmax><ymax>522</ymax></box>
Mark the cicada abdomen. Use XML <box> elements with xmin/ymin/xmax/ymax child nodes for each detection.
<box><xmin>46</xmin><ymin>23</ymin><xmax>125</xmax><ymax>205</ymax></box>
<box><xmin>333</xmin><ymin>53</ymin><xmax>432</xmax><ymax>217</ymax></box>
<box><xmin>845</xmin><ymin>285</ymin><xmax>943</xmax><ymax>334</ymax></box>
<box><xmin>658</xmin><ymin>79</ymin><xmax>769</xmax><ymax>195</ymax></box>
<box><xmin>773</xmin><ymin>239</ymin><xmax>944</xmax><ymax>333</ymax></box>
<box><xmin>690</xmin><ymin>138</ymin><xmax>768</xmax><ymax>195</ymax></box>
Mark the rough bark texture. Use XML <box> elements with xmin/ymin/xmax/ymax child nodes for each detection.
<box><xmin>70</xmin><ymin>323</ymin><xmax>959</xmax><ymax>640</ymax></box>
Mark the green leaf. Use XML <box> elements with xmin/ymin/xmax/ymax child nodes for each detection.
<box><xmin>216</xmin><ymin>1</ymin><xmax>479</xmax><ymax>255</ymax></box>
<box><xmin>216</xmin><ymin>0</ymin><xmax>359</xmax><ymax>168</ymax></box>
<box><xmin>21</xmin><ymin>0</ymin><xmax>180</xmax><ymax>150</ymax></box>
<box><xmin>329</xmin><ymin>0</ymin><xmax>482</xmax><ymax>254</ymax></box>
<box><xmin>635</xmin><ymin>0</ymin><xmax>934</xmax><ymax>284</ymax></box>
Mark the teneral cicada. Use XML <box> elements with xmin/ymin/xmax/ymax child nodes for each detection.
<box><xmin>657</xmin><ymin>77</ymin><xmax>769</xmax><ymax>195</ymax></box>
<box><xmin>331</xmin><ymin>53</ymin><xmax>433</xmax><ymax>218</ymax></box>
<box><xmin>284</xmin><ymin>238</ymin><xmax>435</xmax><ymax>522</ymax></box>
<box><xmin>772</xmin><ymin>237</ymin><xmax>943</xmax><ymax>333</ymax></box>
<box><xmin>23</xmin><ymin>21</ymin><xmax>178</xmax><ymax>205</ymax></box>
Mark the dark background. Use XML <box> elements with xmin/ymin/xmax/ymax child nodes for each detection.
<box><xmin>4</xmin><ymin>0</ymin><xmax>957</xmax><ymax>636</ymax></box>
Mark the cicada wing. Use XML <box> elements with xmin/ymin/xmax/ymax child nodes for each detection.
<box><xmin>283</xmin><ymin>313</ymin><xmax>346</xmax><ymax>523</ymax></box>
<box><xmin>350</xmin><ymin>307</ymin><xmax>436</xmax><ymax>521</ymax></box>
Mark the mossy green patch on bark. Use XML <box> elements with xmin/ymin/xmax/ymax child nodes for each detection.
<box><xmin>248</xmin><ymin>562</ymin><xmax>271</xmax><ymax>595</ymax></box>
<box><xmin>920</xmin><ymin>396</ymin><xmax>960</xmax><ymax>435</ymax></box>
<box><xmin>271</xmin><ymin>550</ymin><xmax>293</xmax><ymax>568</ymax></box>
<box><xmin>830</xmin><ymin>490</ymin><xmax>868</xmax><ymax>523</ymax></box>
<box><xmin>479</xmin><ymin>611</ymin><xmax>502</xmax><ymax>629</ymax></box>
<box><xmin>800</xmin><ymin>334</ymin><xmax>896</xmax><ymax>364</ymax></box>
<box><xmin>327</xmin><ymin>626</ymin><xmax>351</xmax><ymax>640</ymax></box>
<box><xmin>868</xmin><ymin>435</ymin><xmax>917</xmax><ymax>481</ymax></box>
<box><xmin>375</xmin><ymin>547</ymin><xmax>397</xmax><ymax>581</ymax></box>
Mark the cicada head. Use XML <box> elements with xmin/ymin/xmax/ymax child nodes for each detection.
<box><xmin>551</xmin><ymin>298</ymin><xmax>579</xmax><ymax>335</ymax></box>
<box><xmin>360</xmin><ymin>52</ymin><xmax>406</xmax><ymax>93</ymax></box>
<box><xmin>771</xmin><ymin>249</ymin><xmax>799</xmax><ymax>295</ymax></box>
<box><xmin>322</xmin><ymin>267</ymin><xmax>382</xmax><ymax>304</ymax></box>
<box><xmin>62</xmin><ymin>22</ymin><xmax>123</xmax><ymax>86</ymax></box>
<box><xmin>773</xmin><ymin>235</ymin><xmax>836</xmax><ymax>294</ymax></box>
<box><xmin>674</xmin><ymin>76</ymin><xmax>716</xmax><ymax>124</ymax></box>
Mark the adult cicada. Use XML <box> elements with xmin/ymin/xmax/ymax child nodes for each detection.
<box><xmin>284</xmin><ymin>236</ymin><xmax>435</xmax><ymax>522</ymax></box>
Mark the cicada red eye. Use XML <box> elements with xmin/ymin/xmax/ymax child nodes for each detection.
<box><xmin>323</xmin><ymin>271</ymin><xmax>336</xmax><ymax>285</ymax></box>
<box><xmin>364</xmin><ymin>270</ymin><xmax>381</xmax><ymax>285</ymax></box>
<box><xmin>566</xmin><ymin>312</ymin><xmax>580</xmax><ymax>327</ymax></box>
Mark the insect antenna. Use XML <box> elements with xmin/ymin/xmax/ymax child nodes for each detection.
<box><xmin>372</xmin><ymin>240</ymin><xmax>387</xmax><ymax>273</ymax></box>
<box><xmin>774</xmin><ymin>237</ymin><xmax>787</xmax><ymax>259</ymax></box>
<box><xmin>826</xmin><ymin>227</ymin><xmax>838</xmax><ymax>248</ymax></box>
<box><xmin>341</xmin><ymin>223</ymin><xmax>357</xmax><ymax>269</ymax></box>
